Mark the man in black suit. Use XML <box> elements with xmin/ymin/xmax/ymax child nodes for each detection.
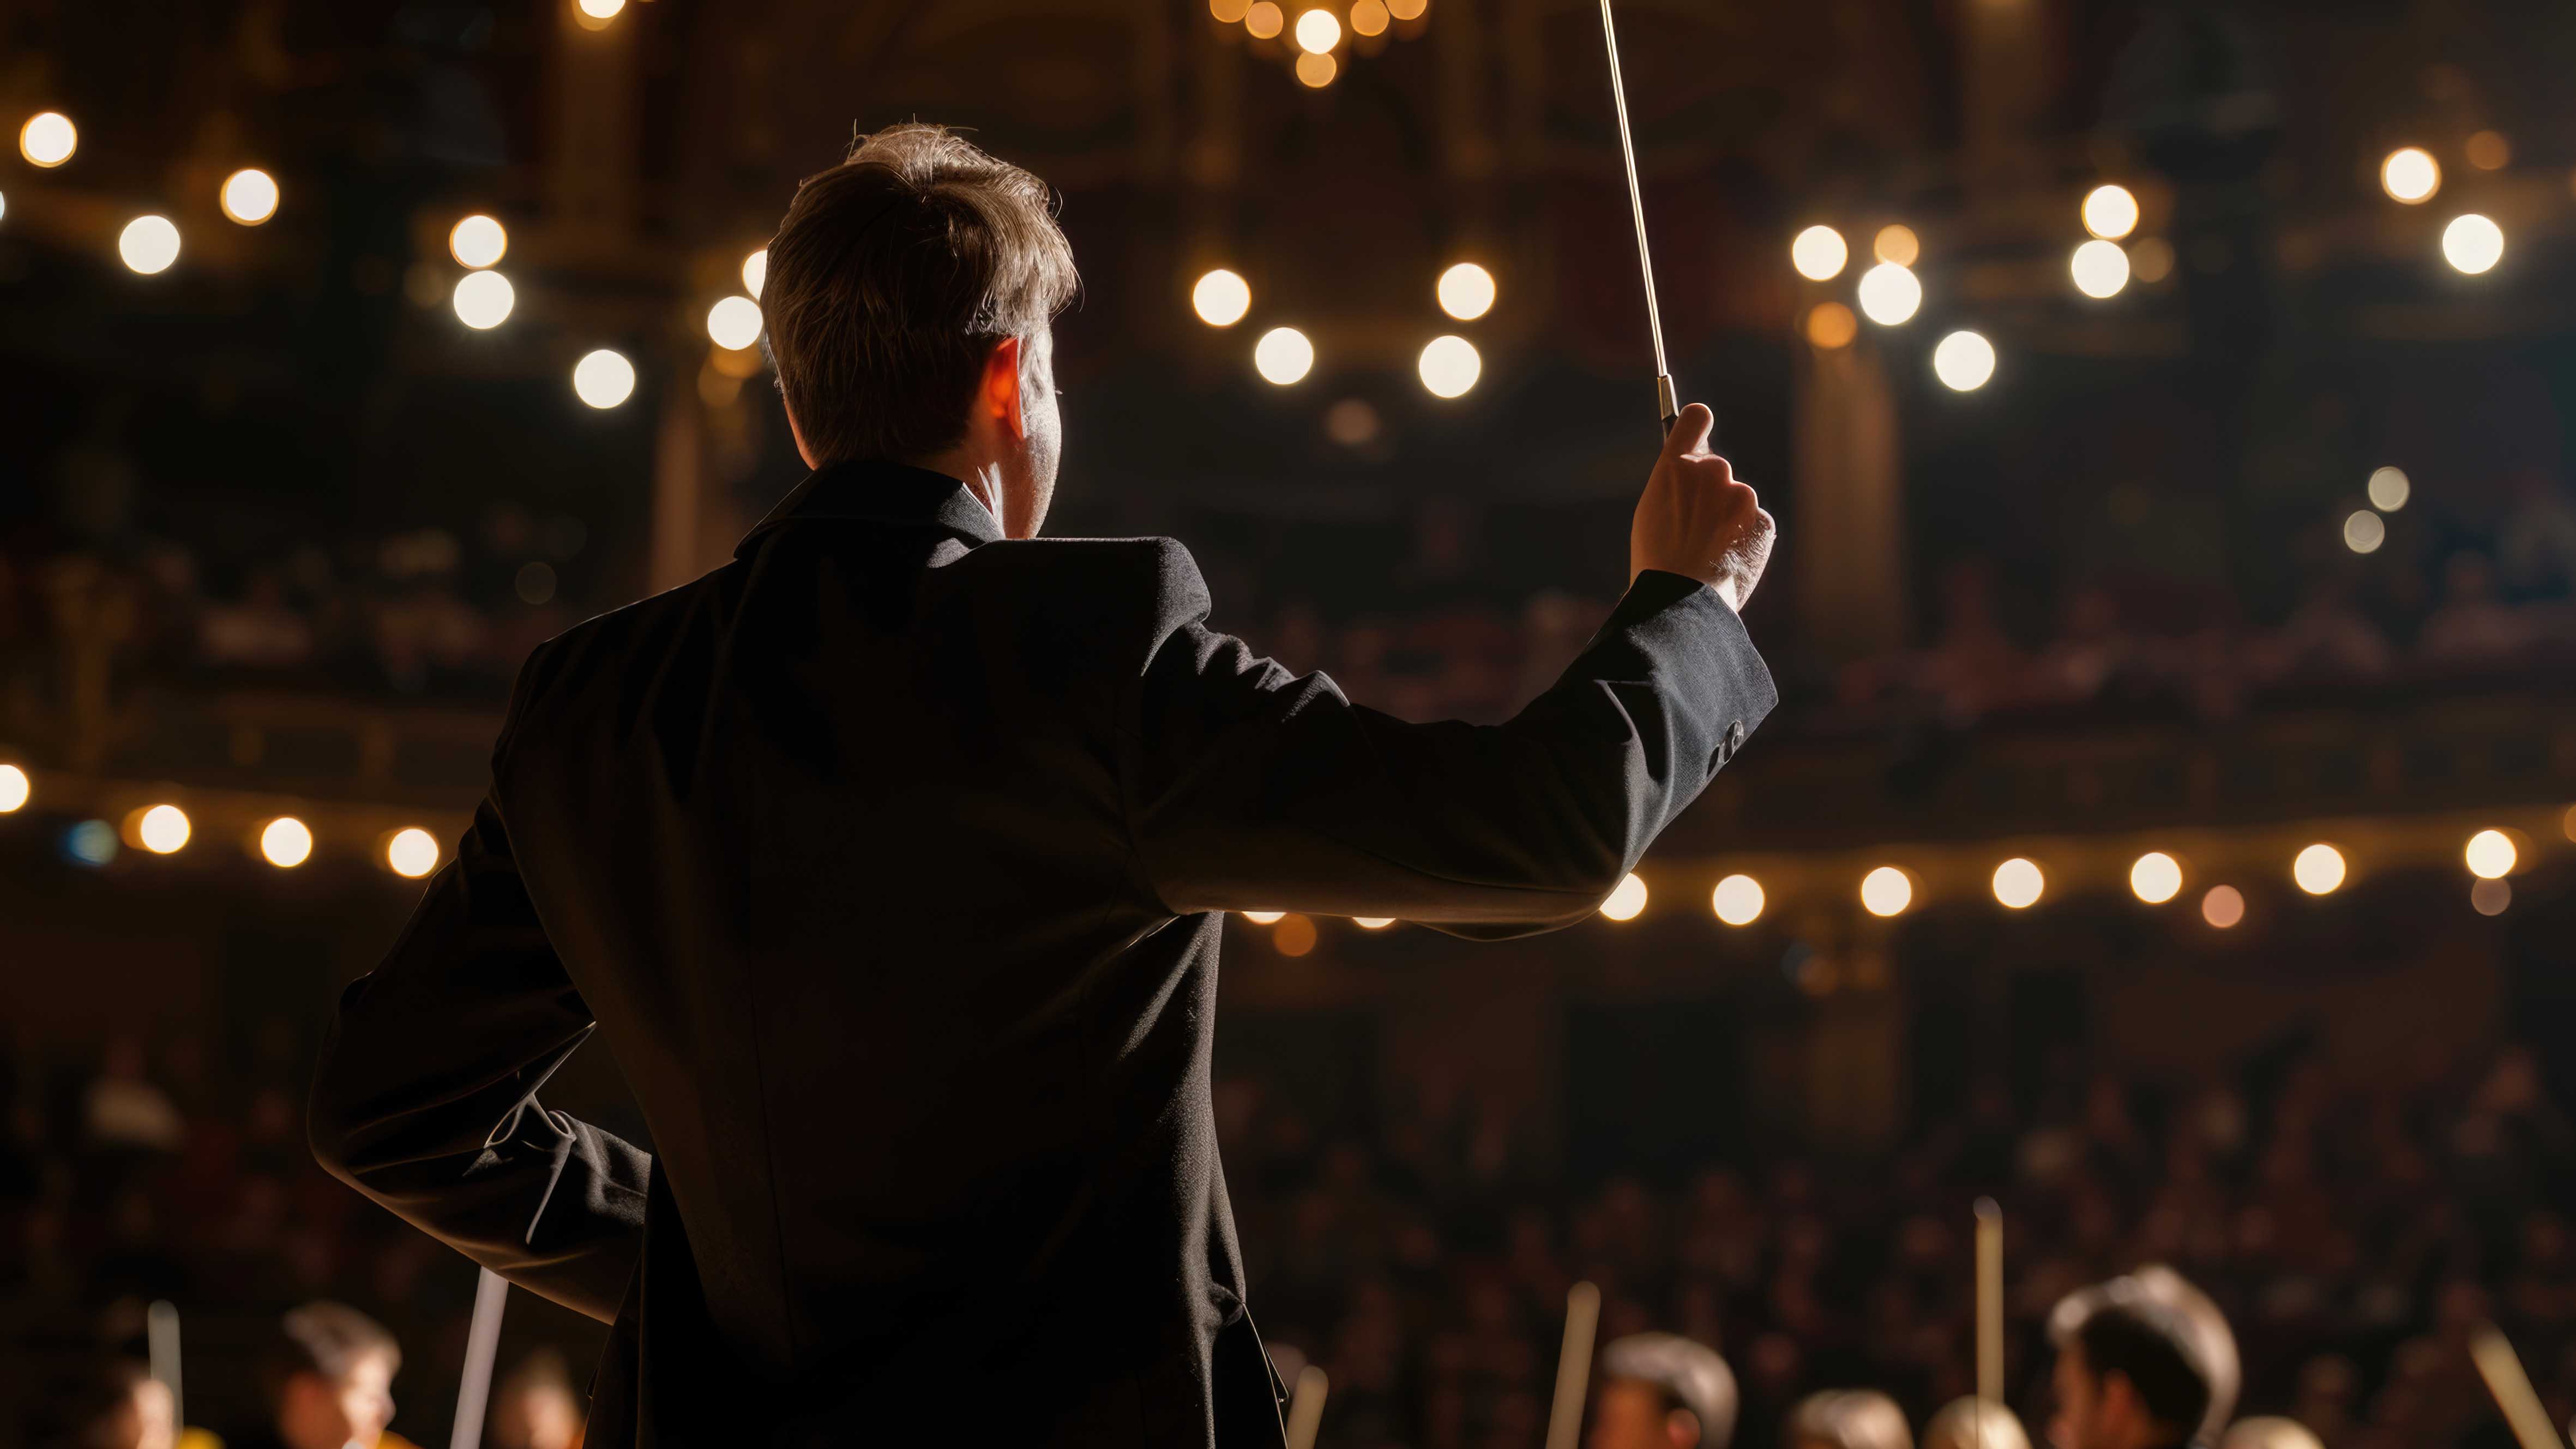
<box><xmin>309</xmin><ymin>123</ymin><xmax>1778</xmax><ymax>1447</ymax></box>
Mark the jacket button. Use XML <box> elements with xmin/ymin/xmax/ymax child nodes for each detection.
<box><xmin>1725</xmin><ymin>720</ymin><xmax>1746</xmax><ymax>751</ymax></box>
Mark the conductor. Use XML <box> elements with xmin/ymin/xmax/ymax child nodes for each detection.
<box><xmin>309</xmin><ymin>124</ymin><xmax>1778</xmax><ymax>1448</ymax></box>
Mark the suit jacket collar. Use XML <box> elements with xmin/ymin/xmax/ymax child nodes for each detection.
<box><xmin>734</xmin><ymin>460</ymin><xmax>1004</xmax><ymax>559</ymax></box>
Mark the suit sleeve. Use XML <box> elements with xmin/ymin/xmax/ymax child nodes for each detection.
<box><xmin>307</xmin><ymin>789</ymin><xmax>649</xmax><ymax>1324</ymax></box>
<box><xmin>1119</xmin><ymin>547</ymin><xmax>1778</xmax><ymax>938</ymax></box>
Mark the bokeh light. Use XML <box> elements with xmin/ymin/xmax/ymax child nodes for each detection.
<box><xmin>2465</xmin><ymin>829</ymin><xmax>2518</xmax><ymax>880</ymax></box>
<box><xmin>221</xmin><ymin>169</ymin><xmax>280</xmax><ymax>225</ymax></box>
<box><xmin>707</xmin><ymin>296</ymin><xmax>763</xmax><ymax>350</ymax></box>
<box><xmin>1254</xmin><ymin>327</ymin><xmax>1314</xmax><ymax>384</ymax></box>
<box><xmin>1274</xmin><ymin>915</ymin><xmax>1318</xmax><ymax>956</ymax></box>
<box><xmin>119</xmin><ymin>217</ymin><xmax>181</xmax><ymax>275</ymax></box>
<box><xmin>1242</xmin><ymin>911</ymin><xmax>1286</xmax><ymax>924</ymax></box>
<box><xmin>2201</xmin><ymin>886</ymin><xmax>2246</xmax><ymax>929</ymax></box>
<box><xmin>1861</xmin><ymin>866</ymin><xmax>1913</xmax><ymax>918</ymax></box>
<box><xmin>138</xmin><ymin>804</ymin><xmax>191</xmax><ymax>856</ymax></box>
<box><xmin>2081</xmin><ymin>184</ymin><xmax>2140</xmax><ymax>240</ymax></box>
<box><xmin>2443</xmin><ymin>214</ymin><xmax>2503</xmax><ymax>274</ymax></box>
<box><xmin>1991</xmin><ymin>858</ymin><xmax>2044</xmax><ymax>909</ymax></box>
<box><xmin>1295</xmin><ymin>8</ymin><xmax>1341</xmax><ymax>52</ymax></box>
<box><xmin>1193</xmin><ymin>268</ymin><xmax>1253</xmax><ymax>326</ymax></box>
<box><xmin>65</xmin><ymin>821</ymin><xmax>117</xmax><ymax>867</ymax></box>
<box><xmin>1351</xmin><ymin>0</ymin><xmax>1391</xmax><ymax>36</ymax></box>
<box><xmin>449</xmin><ymin>214</ymin><xmax>508</xmax><ymax>268</ymax></box>
<box><xmin>452</xmin><ymin>270</ymin><xmax>515</xmax><ymax>329</ymax></box>
<box><xmin>1804</xmin><ymin>302</ymin><xmax>1857</xmax><ymax>350</ymax></box>
<box><xmin>2381</xmin><ymin>147</ymin><xmax>2440</xmax><ymax>203</ymax></box>
<box><xmin>1354</xmin><ymin>917</ymin><xmax>1394</xmax><ymax>929</ymax></box>
<box><xmin>577</xmin><ymin>0</ymin><xmax>626</xmax><ymax>20</ymax></box>
<box><xmin>2072</xmin><ymin>239</ymin><xmax>2130</xmax><ymax>298</ymax></box>
<box><xmin>1856</xmin><ymin>263</ymin><xmax>1921</xmax><ymax>326</ymax></box>
<box><xmin>1933</xmin><ymin>331</ymin><xmax>1996</xmax><ymax>392</ymax></box>
<box><xmin>742</xmin><ymin>249</ymin><xmax>768</xmax><ymax>299</ymax></box>
<box><xmin>1245</xmin><ymin>2</ymin><xmax>1285</xmax><ymax>38</ymax></box>
<box><xmin>2465</xmin><ymin>130</ymin><xmax>2511</xmax><ymax>171</ymax></box>
<box><xmin>2367</xmin><ymin>466</ymin><xmax>2410</xmax><ymax>512</ymax></box>
<box><xmin>1874</xmin><ymin>225</ymin><xmax>1919</xmax><ymax>267</ymax></box>
<box><xmin>1417</xmin><ymin>335</ymin><xmax>1481</xmax><ymax>398</ymax></box>
<box><xmin>1600</xmin><ymin>873</ymin><xmax>1649</xmax><ymax>922</ymax></box>
<box><xmin>1295</xmin><ymin>52</ymin><xmax>1337</xmax><ymax>87</ymax></box>
<box><xmin>1211</xmin><ymin>0</ymin><xmax>1250</xmax><ymax>19</ymax></box>
<box><xmin>2472</xmin><ymin>879</ymin><xmax>2512</xmax><ymax>916</ymax></box>
<box><xmin>387</xmin><ymin>828</ymin><xmax>441</xmax><ymax>879</ymax></box>
<box><xmin>1437</xmin><ymin>262</ymin><xmax>1496</xmax><ymax>321</ymax></box>
<box><xmin>2293</xmin><ymin>843</ymin><xmax>2347</xmax><ymax>895</ymax></box>
<box><xmin>0</xmin><ymin>764</ymin><xmax>27</xmax><ymax>813</ymax></box>
<box><xmin>2343</xmin><ymin>510</ymin><xmax>2386</xmax><ymax>555</ymax></box>
<box><xmin>1790</xmin><ymin>225</ymin><xmax>1849</xmax><ymax>282</ymax></box>
<box><xmin>2129</xmin><ymin>852</ymin><xmax>2182</xmax><ymax>904</ymax></box>
<box><xmin>1712</xmin><ymin>874</ymin><xmax>1765</xmax><ymax>926</ymax></box>
<box><xmin>573</xmin><ymin>350</ymin><xmax>637</xmax><ymax>409</ymax></box>
<box><xmin>2129</xmin><ymin>237</ymin><xmax>2175</xmax><ymax>283</ymax></box>
<box><xmin>20</xmin><ymin>112</ymin><xmax>75</xmax><ymax>167</ymax></box>
<box><xmin>261</xmin><ymin>817</ymin><xmax>314</xmax><ymax>868</ymax></box>
<box><xmin>1387</xmin><ymin>0</ymin><xmax>1425</xmax><ymax>17</ymax></box>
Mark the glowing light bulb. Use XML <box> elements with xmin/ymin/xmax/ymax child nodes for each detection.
<box><xmin>138</xmin><ymin>804</ymin><xmax>191</xmax><ymax>855</ymax></box>
<box><xmin>19</xmin><ymin>112</ymin><xmax>75</xmax><ymax>167</ymax></box>
<box><xmin>2465</xmin><ymin>829</ymin><xmax>2517</xmax><ymax>880</ymax></box>
<box><xmin>449</xmin><ymin>214</ymin><xmax>508</xmax><ymax>268</ymax></box>
<box><xmin>573</xmin><ymin>350</ymin><xmax>636</xmax><ymax>408</ymax></box>
<box><xmin>1245</xmin><ymin>2</ymin><xmax>1285</xmax><ymax>38</ymax></box>
<box><xmin>1933</xmin><ymin>330</ymin><xmax>1996</xmax><ymax>392</ymax></box>
<box><xmin>261</xmin><ymin>817</ymin><xmax>314</xmax><ymax>868</ymax></box>
<box><xmin>2443</xmin><ymin>214</ymin><xmax>2503</xmax><ymax>274</ymax></box>
<box><xmin>707</xmin><ymin>296</ymin><xmax>763</xmax><ymax>350</ymax></box>
<box><xmin>119</xmin><ymin>216</ymin><xmax>180</xmax><ymax>275</ymax></box>
<box><xmin>577</xmin><ymin>0</ymin><xmax>626</xmax><ymax>19</ymax></box>
<box><xmin>1295</xmin><ymin>52</ymin><xmax>1337</xmax><ymax>87</ymax></box>
<box><xmin>1193</xmin><ymin>268</ymin><xmax>1252</xmax><ymax>327</ymax></box>
<box><xmin>2292</xmin><ymin>843</ymin><xmax>2346</xmax><ymax>895</ymax></box>
<box><xmin>1387</xmin><ymin>0</ymin><xmax>1425</xmax><ymax>18</ymax></box>
<box><xmin>2082</xmin><ymin>184</ymin><xmax>2140</xmax><ymax>240</ymax></box>
<box><xmin>2201</xmin><ymin>885</ymin><xmax>2244</xmax><ymax>928</ymax></box>
<box><xmin>221</xmin><ymin>168</ymin><xmax>280</xmax><ymax>225</ymax></box>
<box><xmin>1417</xmin><ymin>335</ymin><xmax>1481</xmax><ymax>398</ymax></box>
<box><xmin>1861</xmin><ymin>866</ymin><xmax>1912</xmax><ymax>917</ymax></box>
<box><xmin>2343</xmin><ymin>510</ymin><xmax>2386</xmax><ymax>555</ymax></box>
<box><xmin>2129</xmin><ymin>852</ymin><xmax>2182</xmax><ymax>904</ymax></box>
<box><xmin>1437</xmin><ymin>262</ymin><xmax>1496</xmax><ymax>321</ymax></box>
<box><xmin>1856</xmin><ymin>263</ymin><xmax>1921</xmax><ymax>326</ymax></box>
<box><xmin>2367</xmin><ymin>466</ymin><xmax>2410</xmax><ymax>512</ymax></box>
<box><xmin>1600</xmin><ymin>873</ymin><xmax>1648</xmax><ymax>921</ymax></box>
<box><xmin>1242</xmin><ymin>911</ymin><xmax>1286</xmax><ymax>924</ymax></box>
<box><xmin>1712</xmin><ymin>874</ymin><xmax>1764</xmax><ymax>925</ymax></box>
<box><xmin>1351</xmin><ymin>0</ymin><xmax>1391</xmax><ymax>35</ymax></box>
<box><xmin>1254</xmin><ymin>327</ymin><xmax>1313</xmax><ymax>384</ymax></box>
<box><xmin>1212</xmin><ymin>0</ymin><xmax>1251</xmax><ymax>19</ymax></box>
<box><xmin>1805</xmin><ymin>302</ymin><xmax>1857</xmax><ymax>350</ymax></box>
<box><xmin>1295</xmin><ymin>8</ymin><xmax>1341</xmax><ymax>52</ymax></box>
<box><xmin>0</xmin><ymin>764</ymin><xmax>27</xmax><ymax>813</ymax></box>
<box><xmin>2381</xmin><ymin>147</ymin><xmax>2440</xmax><ymax>203</ymax></box>
<box><xmin>387</xmin><ymin>828</ymin><xmax>441</xmax><ymax>879</ymax></box>
<box><xmin>1874</xmin><ymin>224</ymin><xmax>1920</xmax><ymax>267</ymax></box>
<box><xmin>452</xmin><ymin>270</ymin><xmax>515</xmax><ymax>329</ymax></box>
<box><xmin>1790</xmin><ymin>225</ymin><xmax>1849</xmax><ymax>281</ymax></box>
<box><xmin>1991</xmin><ymin>858</ymin><xmax>2044</xmax><ymax>909</ymax></box>
<box><xmin>742</xmin><ymin>248</ymin><xmax>768</xmax><ymax>299</ymax></box>
<box><xmin>2072</xmin><ymin>238</ymin><xmax>2130</xmax><ymax>298</ymax></box>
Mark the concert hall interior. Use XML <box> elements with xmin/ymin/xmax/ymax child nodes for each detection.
<box><xmin>7</xmin><ymin>2</ymin><xmax>2576</xmax><ymax>1447</ymax></box>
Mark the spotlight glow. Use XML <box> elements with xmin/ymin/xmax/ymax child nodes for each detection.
<box><xmin>119</xmin><ymin>217</ymin><xmax>180</xmax><ymax>275</ymax></box>
<box><xmin>2367</xmin><ymin>466</ymin><xmax>2411</xmax><ymax>512</ymax></box>
<box><xmin>577</xmin><ymin>0</ymin><xmax>626</xmax><ymax>18</ymax></box>
<box><xmin>261</xmin><ymin>817</ymin><xmax>314</xmax><ymax>868</ymax></box>
<box><xmin>1254</xmin><ymin>327</ymin><xmax>1314</xmax><ymax>384</ymax></box>
<box><xmin>1245</xmin><ymin>1</ymin><xmax>1285</xmax><ymax>38</ymax></box>
<box><xmin>2443</xmin><ymin>214</ymin><xmax>2503</xmax><ymax>274</ymax></box>
<box><xmin>387</xmin><ymin>827</ymin><xmax>441</xmax><ymax>879</ymax></box>
<box><xmin>2081</xmin><ymin>184</ymin><xmax>2140</xmax><ymax>241</ymax></box>
<box><xmin>1437</xmin><ymin>262</ymin><xmax>1496</xmax><ymax>321</ymax></box>
<box><xmin>707</xmin><ymin>296</ymin><xmax>763</xmax><ymax>350</ymax></box>
<box><xmin>1991</xmin><ymin>858</ymin><xmax>2044</xmax><ymax>909</ymax></box>
<box><xmin>449</xmin><ymin>214</ymin><xmax>508</xmax><ymax>269</ymax></box>
<box><xmin>2380</xmin><ymin>147</ymin><xmax>2440</xmax><ymax>203</ymax></box>
<box><xmin>2072</xmin><ymin>238</ymin><xmax>2130</xmax><ymax>298</ymax></box>
<box><xmin>1861</xmin><ymin>866</ymin><xmax>1913</xmax><ymax>918</ymax></box>
<box><xmin>1600</xmin><ymin>872</ymin><xmax>1649</xmax><ymax>921</ymax></box>
<box><xmin>1295</xmin><ymin>52</ymin><xmax>1337</xmax><ymax>87</ymax></box>
<box><xmin>0</xmin><ymin>764</ymin><xmax>27</xmax><ymax>813</ymax></box>
<box><xmin>1354</xmin><ymin>917</ymin><xmax>1394</xmax><ymax>929</ymax></box>
<box><xmin>1350</xmin><ymin>0</ymin><xmax>1391</xmax><ymax>35</ymax></box>
<box><xmin>1192</xmin><ymin>268</ymin><xmax>1252</xmax><ymax>327</ymax></box>
<box><xmin>19</xmin><ymin>112</ymin><xmax>75</xmax><ymax>167</ymax></box>
<box><xmin>2129</xmin><ymin>851</ymin><xmax>2182</xmax><ymax>904</ymax></box>
<box><xmin>2292</xmin><ymin>843</ymin><xmax>2346</xmax><ymax>895</ymax></box>
<box><xmin>1417</xmin><ymin>335</ymin><xmax>1481</xmax><ymax>398</ymax></box>
<box><xmin>2465</xmin><ymin>829</ymin><xmax>2518</xmax><ymax>880</ymax></box>
<box><xmin>2343</xmin><ymin>510</ymin><xmax>2386</xmax><ymax>555</ymax></box>
<box><xmin>139</xmin><ymin>804</ymin><xmax>191</xmax><ymax>855</ymax></box>
<box><xmin>1790</xmin><ymin>225</ymin><xmax>1849</xmax><ymax>282</ymax></box>
<box><xmin>1295</xmin><ymin>8</ymin><xmax>1341</xmax><ymax>52</ymax></box>
<box><xmin>1856</xmin><ymin>263</ymin><xmax>1922</xmax><ymax>326</ymax></box>
<box><xmin>2201</xmin><ymin>885</ymin><xmax>2245</xmax><ymax>928</ymax></box>
<box><xmin>1933</xmin><ymin>330</ymin><xmax>1996</xmax><ymax>392</ymax></box>
<box><xmin>452</xmin><ymin>270</ymin><xmax>515</xmax><ymax>329</ymax></box>
<box><xmin>742</xmin><ymin>249</ymin><xmax>767</xmax><ymax>299</ymax></box>
<box><xmin>573</xmin><ymin>349</ymin><xmax>637</xmax><ymax>409</ymax></box>
<box><xmin>221</xmin><ymin>169</ymin><xmax>280</xmax><ymax>225</ymax></box>
<box><xmin>1874</xmin><ymin>224</ymin><xmax>1920</xmax><ymax>267</ymax></box>
<box><xmin>1242</xmin><ymin>911</ymin><xmax>1286</xmax><ymax>924</ymax></box>
<box><xmin>1712</xmin><ymin>874</ymin><xmax>1765</xmax><ymax>926</ymax></box>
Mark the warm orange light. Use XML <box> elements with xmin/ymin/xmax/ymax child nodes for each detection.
<box><xmin>1600</xmin><ymin>873</ymin><xmax>1648</xmax><ymax>921</ymax></box>
<box><xmin>261</xmin><ymin>816</ymin><xmax>314</xmax><ymax>868</ymax></box>
<box><xmin>1804</xmin><ymin>302</ymin><xmax>1857</xmax><ymax>350</ymax></box>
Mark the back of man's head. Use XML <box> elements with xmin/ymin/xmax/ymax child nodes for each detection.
<box><xmin>1596</xmin><ymin>1333</ymin><xmax>1738</xmax><ymax>1449</ymax></box>
<box><xmin>1923</xmin><ymin>1397</ymin><xmax>2031</xmax><ymax>1449</ymax></box>
<box><xmin>762</xmin><ymin>123</ymin><xmax>1078</xmax><ymax>466</ymax></box>
<box><xmin>1787</xmin><ymin>1388</ymin><xmax>1912</xmax><ymax>1449</ymax></box>
<box><xmin>259</xmin><ymin>1301</ymin><xmax>400</xmax><ymax>1449</ymax></box>
<box><xmin>2050</xmin><ymin>1268</ymin><xmax>2234</xmax><ymax>1448</ymax></box>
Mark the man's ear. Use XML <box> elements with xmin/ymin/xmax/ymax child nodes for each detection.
<box><xmin>1665</xmin><ymin>1408</ymin><xmax>1701</xmax><ymax>1448</ymax></box>
<box><xmin>2099</xmin><ymin>1371</ymin><xmax>2148</xmax><ymax>1438</ymax></box>
<box><xmin>983</xmin><ymin>335</ymin><xmax>1027</xmax><ymax>442</ymax></box>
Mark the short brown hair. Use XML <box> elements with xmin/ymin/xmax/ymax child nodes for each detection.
<box><xmin>762</xmin><ymin>123</ymin><xmax>1078</xmax><ymax>465</ymax></box>
<box><xmin>259</xmin><ymin>1301</ymin><xmax>399</xmax><ymax>1404</ymax></box>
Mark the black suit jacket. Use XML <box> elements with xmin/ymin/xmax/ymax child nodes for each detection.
<box><xmin>309</xmin><ymin>461</ymin><xmax>1775</xmax><ymax>1446</ymax></box>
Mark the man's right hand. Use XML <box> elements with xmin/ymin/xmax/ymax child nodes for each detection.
<box><xmin>1628</xmin><ymin>402</ymin><xmax>1775</xmax><ymax>612</ymax></box>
